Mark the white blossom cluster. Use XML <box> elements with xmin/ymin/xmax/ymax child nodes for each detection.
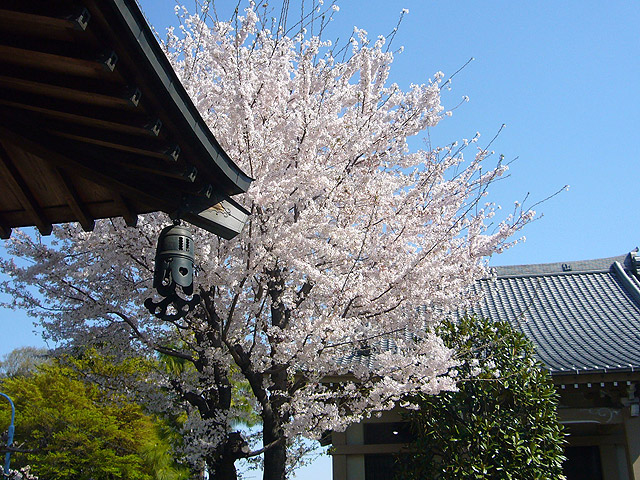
<box><xmin>0</xmin><ymin>1</ymin><xmax>534</xmax><ymax>470</ymax></box>
<box><xmin>180</xmin><ymin>411</ymin><xmax>230</xmax><ymax>467</ymax></box>
<box><xmin>0</xmin><ymin>466</ymin><xmax>38</xmax><ymax>480</ymax></box>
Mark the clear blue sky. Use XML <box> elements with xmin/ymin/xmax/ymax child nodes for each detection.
<box><xmin>1</xmin><ymin>1</ymin><xmax>639</xmax><ymax>478</ymax></box>
<box><xmin>135</xmin><ymin>0</ymin><xmax>640</xmax><ymax>268</ymax></box>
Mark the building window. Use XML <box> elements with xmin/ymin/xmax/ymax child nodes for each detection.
<box><xmin>364</xmin><ymin>454</ymin><xmax>399</xmax><ymax>480</ymax></box>
<box><xmin>363</xmin><ymin>422</ymin><xmax>415</xmax><ymax>445</ymax></box>
<box><xmin>563</xmin><ymin>446</ymin><xmax>603</xmax><ymax>480</ymax></box>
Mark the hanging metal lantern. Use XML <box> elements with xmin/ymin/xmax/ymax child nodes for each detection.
<box><xmin>144</xmin><ymin>221</ymin><xmax>201</xmax><ymax>321</ymax></box>
<box><xmin>153</xmin><ymin>222</ymin><xmax>195</xmax><ymax>296</ymax></box>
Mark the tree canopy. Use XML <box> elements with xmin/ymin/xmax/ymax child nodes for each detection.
<box><xmin>0</xmin><ymin>2</ymin><xmax>534</xmax><ymax>478</ymax></box>
<box><xmin>0</xmin><ymin>347</ymin><xmax>48</xmax><ymax>378</ymax></box>
<box><xmin>399</xmin><ymin>316</ymin><xmax>566</xmax><ymax>480</ymax></box>
<box><xmin>0</xmin><ymin>358</ymin><xmax>189</xmax><ymax>480</ymax></box>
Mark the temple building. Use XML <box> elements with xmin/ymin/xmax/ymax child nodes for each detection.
<box><xmin>330</xmin><ymin>249</ymin><xmax>640</xmax><ymax>480</ymax></box>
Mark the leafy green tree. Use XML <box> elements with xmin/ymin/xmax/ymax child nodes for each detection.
<box><xmin>0</xmin><ymin>360</ymin><xmax>189</xmax><ymax>480</ymax></box>
<box><xmin>399</xmin><ymin>316</ymin><xmax>566</xmax><ymax>480</ymax></box>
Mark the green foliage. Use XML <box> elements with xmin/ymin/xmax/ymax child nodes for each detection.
<box><xmin>399</xmin><ymin>316</ymin><xmax>566</xmax><ymax>480</ymax></box>
<box><xmin>0</xmin><ymin>359</ymin><xmax>189</xmax><ymax>480</ymax></box>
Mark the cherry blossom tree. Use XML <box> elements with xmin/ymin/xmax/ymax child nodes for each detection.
<box><xmin>0</xmin><ymin>2</ymin><xmax>534</xmax><ymax>479</ymax></box>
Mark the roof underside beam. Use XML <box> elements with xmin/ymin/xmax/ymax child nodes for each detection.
<box><xmin>112</xmin><ymin>194</ymin><xmax>138</xmax><ymax>227</ymax></box>
<box><xmin>0</xmin><ymin>124</ymin><xmax>172</xmax><ymax>222</ymax></box>
<box><xmin>0</xmin><ymin>141</ymin><xmax>52</xmax><ymax>235</ymax></box>
<box><xmin>0</xmin><ymin>0</ymin><xmax>252</xmax><ymax>238</ymax></box>
<box><xmin>51</xmin><ymin>168</ymin><xmax>95</xmax><ymax>232</ymax></box>
<box><xmin>0</xmin><ymin>222</ymin><xmax>11</xmax><ymax>240</ymax></box>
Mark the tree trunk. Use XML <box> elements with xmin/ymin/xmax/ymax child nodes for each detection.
<box><xmin>262</xmin><ymin>428</ymin><xmax>287</xmax><ymax>480</ymax></box>
<box><xmin>262</xmin><ymin>272</ymin><xmax>290</xmax><ymax>480</ymax></box>
<box><xmin>207</xmin><ymin>454</ymin><xmax>238</xmax><ymax>480</ymax></box>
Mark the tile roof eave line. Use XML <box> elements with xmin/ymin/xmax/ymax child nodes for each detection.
<box><xmin>505</xmin><ymin>277</ymin><xmax>580</xmax><ymax>372</ymax></box>
<box><xmin>590</xmin><ymin>274</ymin><xmax>640</xmax><ymax>367</ymax></box>
<box><xmin>551</xmin><ymin>365</ymin><xmax>640</xmax><ymax>376</ymax></box>
<box><xmin>588</xmin><ymin>272</ymin><xmax>640</xmax><ymax>364</ymax></box>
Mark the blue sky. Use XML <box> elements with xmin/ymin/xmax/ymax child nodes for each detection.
<box><xmin>1</xmin><ymin>1</ymin><xmax>639</xmax><ymax>478</ymax></box>
<box><xmin>136</xmin><ymin>0</ymin><xmax>640</xmax><ymax>268</ymax></box>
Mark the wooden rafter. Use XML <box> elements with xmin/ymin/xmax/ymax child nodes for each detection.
<box><xmin>113</xmin><ymin>160</ymin><xmax>198</xmax><ymax>183</ymax></box>
<box><xmin>0</xmin><ymin>44</ymin><xmax>113</xmax><ymax>79</ymax></box>
<box><xmin>0</xmin><ymin>7</ymin><xmax>90</xmax><ymax>35</ymax></box>
<box><xmin>47</xmin><ymin>126</ymin><xmax>174</xmax><ymax>161</ymax></box>
<box><xmin>0</xmin><ymin>74</ymin><xmax>138</xmax><ymax>109</ymax></box>
<box><xmin>0</xmin><ymin>141</ymin><xmax>52</xmax><ymax>235</ymax></box>
<box><xmin>0</xmin><ymin>124</ymin><xmax>175</xmax><ymax>215</ymax></box>
<box><xmin>0</xmin><ymin>94</ymin><xmax>153</xmax><ymax>137</ymax></box>
<box><xmin>0</xmin><ymin>1</ymin><xmax>251</xmax><ymax>238</ymax></box>
<box><xmin>0</xmin><ymin>8</ymin><xmax>76</xmax><ymax>29</ymax></box>
<box><xmin>0</xmin><ymin>221</ymin><xmax>11</xmax><ymax>240</ymax></box>
<box><xmin>51</xmin><ymin>168</ymin><xmax>95</xmax><ymax>232</ymax></box>
<box><xmin>0</xmin><ymin>9</ymin><xmax>90</xmax><ymax>42</ymax></box>
<box><xmin>113</xmin><ymin>194</ymin><xmax>138</xmax><ymax>227</ymax></box>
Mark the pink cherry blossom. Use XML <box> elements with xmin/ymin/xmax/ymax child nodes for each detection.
<box><xmin>0</xmin><ymin>3</ymin><xmax>532</xmax><ymax>477</ymax></box>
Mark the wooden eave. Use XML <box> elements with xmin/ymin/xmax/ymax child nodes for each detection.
<box><xmin>0</xmin><ymin>0</ymin><xmax>252</xmax><ymax>239</ymax></box>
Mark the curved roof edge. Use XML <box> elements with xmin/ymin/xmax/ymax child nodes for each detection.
<box><xmin>613</xmin><ymin>261</ymin><xmax>640</xmax><ymax>306</ymax></box>
<box><xmin>111</xmin><ymin>0</ymin><xmax>253</xmax><ymax>194</ymax></box>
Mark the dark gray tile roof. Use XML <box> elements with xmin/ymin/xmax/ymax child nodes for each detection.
<box><xmin>334</xmin><ymin>251</ymin><xmax>640</xmax><ymax>376</ymax></box>
<box><xmin>467</xmin><ymin>252</ymin><xmax>640</xmax><ymax>375</ymax></box>
<box><xmin>334</xmin><ymin>329</ymin><xmax>412</xmax><ymax>372</ymax></box>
